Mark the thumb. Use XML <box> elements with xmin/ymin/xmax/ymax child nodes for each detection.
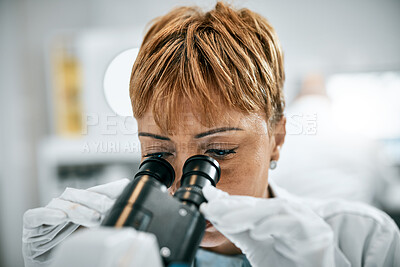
<box><xmin>88</xmin><ymin>178</ymin><xmax>130</xmax><ymax>199</ymax></box>
<box><xmin>202</xmin><ymin>185</ymin><xmax>229</xmax><ymax>202</ymax></box>
<box><xmin>23</xmin><ymin>208</ymin><xmax>67</xmax><ymax>228</ymax></box>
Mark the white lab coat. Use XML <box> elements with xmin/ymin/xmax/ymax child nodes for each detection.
<box><xmin>24</xmin><ymin>178</ymin><xmax>400</xmax><ymax>267</ymax></box>
<box><xmin>271</xmin><ymin>180</ymin><xmax>399</xmax><ymax>266</ymax></box>
<box><xmin>195</xmin><ymin>180</ymin><xmax>400</xmax><ymax>267</ymax></box>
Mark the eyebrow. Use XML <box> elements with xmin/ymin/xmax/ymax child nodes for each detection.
<box><xmin>138</xmin><ymin>127</ymin><xmax>243</xmax><ymax>141</ymax></box>
<box><xmin>194</xmin><ymin>127</ymin><xmax>243</xmax><ymax>139</ymax></box>
<box><xmin>138</xmin><ymin>132</ymin><xmax>171</xmax><ymax>140</ymax></box>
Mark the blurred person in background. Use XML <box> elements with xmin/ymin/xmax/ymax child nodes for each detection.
<box><xmin>22</xmin><ymin>2</ymin><xmax>400</xmax><ymax>267</ymax></box>
<box><xmin>273</xmin><ymin>73</ymin><xmax>381</xmax><ymax>205</ymax></box>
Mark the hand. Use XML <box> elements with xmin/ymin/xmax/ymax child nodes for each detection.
<box><xmin>200</xmin><ymin>185</ymin><xmax>337</xmax><ymax>267</ymax></box>
<box><xmin>22</xmin><ymin>178</ymin><xmax>130</xmax><ymax>267</ymax></box>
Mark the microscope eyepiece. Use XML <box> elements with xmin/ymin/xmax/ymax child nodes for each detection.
<box><xmin>174</xmin><ymin>155</ymin><xmax>221</xmax><ymax>207</ymax></box>
<box><xmin>182</xmin><ymin>155</ymin><xmax>220</xmax><ymax>186</ymax></box>
<box><xmin>135</xmin><ymin>156</ymin><xmax>175</xmax><ymax>188</ymax></box>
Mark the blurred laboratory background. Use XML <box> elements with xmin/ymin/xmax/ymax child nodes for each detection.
<box><xmin>1</xmin><ymin>0</ymin><xmax>400</xmax><ymax>266</ymax></box>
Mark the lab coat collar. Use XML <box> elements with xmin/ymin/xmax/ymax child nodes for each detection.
<box><xmin>268</xmin><ymin>178</ymin><xmax>297</xmax><ymax>200</ymax></box>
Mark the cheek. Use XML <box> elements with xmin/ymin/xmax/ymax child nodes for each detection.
<box><xmin>215</xmin><ymin>142</ymin><xmax>271</xmax><ymax>197</ymax></box>
<box><xmin>216</xmin><ymin>160</ymin><xmax>269</xmax><ymax>197</ymax></box>
<box><xmin>217</xmin><ymin>165</ymin><xmax>247</xmax><ymax>186</ymax></box>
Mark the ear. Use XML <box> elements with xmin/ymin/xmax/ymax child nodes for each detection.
<box><xmin>270</xmin><ymin>116</ymin><xmax>286</xmax><ymax>161</ymax></box>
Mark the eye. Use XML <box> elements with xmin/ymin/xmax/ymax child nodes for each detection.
<box><xmin>143</xmin><ymin>152</ymin><xmax>173</xmax><ymax>159</ymax></box>
<box><xmin>205</xmin><ymin>148</ymin><xmax>237</xmax><ymax>159</ymax></box>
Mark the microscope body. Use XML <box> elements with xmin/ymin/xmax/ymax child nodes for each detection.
<box><xmin>102</xmin><ymin>175</ymin><xmax>206</xmax><ymax>264</ymax></box>
<box><xmin>102</xmin><ymin>155</ymin><xmax>220</xmax><ymax>266</ymax></box>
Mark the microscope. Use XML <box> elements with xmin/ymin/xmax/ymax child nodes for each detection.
<box><xmin>51</xmin><ymin>155</ymin><xmax>220</xmax><ymax>267</ymax></box>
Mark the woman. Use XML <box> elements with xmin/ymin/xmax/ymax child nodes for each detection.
<box><xmin>23</xmin><ymin>2</ymin><xmax>399</xmax><ymax>267</ymax></box>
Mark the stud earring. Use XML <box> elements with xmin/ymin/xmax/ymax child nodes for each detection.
<box><xmin>269</xmin><ymin>160</ymin><xmax>277</xmax><ymax>170</ymax></box>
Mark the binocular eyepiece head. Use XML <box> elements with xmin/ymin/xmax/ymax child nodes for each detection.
<box><xmin>135</xmin><ymin>156</ymin><xmax>175</xmax><ymax>188</ymax></box>
<box><xmin>136</xmin><ymin>155</ymin><xmax>220</xmax><ymax>207</ymax></box>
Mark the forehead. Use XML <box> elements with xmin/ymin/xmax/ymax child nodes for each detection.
<box><xmin>137</xmin><ymin>107</ymin><xmax>269</xmax><ymax>136</ymax></box>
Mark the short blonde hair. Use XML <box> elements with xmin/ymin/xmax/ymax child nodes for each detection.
<box><xmin>130</xmin><ymin>1</ymin><xmax>285</xmax><ymax>133</ymax></box>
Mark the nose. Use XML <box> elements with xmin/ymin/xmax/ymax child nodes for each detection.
<box><xmin>168</xmin><ymin>157</ymin><xmax>184</xmax><ymax>195</ymax></box>
<box><xmin>168</xmin><ymin>142</ymin><xmax>199</xmax><ymax>195</ymax></box>
<box><xmin>169</xmin><ymin>151</ymin><xmax>200</xmax><ymax>195</ymax></box>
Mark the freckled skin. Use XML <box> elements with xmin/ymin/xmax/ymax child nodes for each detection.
<box><xmin>136</xmin><ymin>107</ymin><xmax>286</xmax><ymax>255</ymax></box>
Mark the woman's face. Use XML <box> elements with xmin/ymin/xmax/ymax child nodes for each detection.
<box><xmin>136</xmin><ymin>106</ymin><xmax>285</xmax><ymax>254</ymax></box>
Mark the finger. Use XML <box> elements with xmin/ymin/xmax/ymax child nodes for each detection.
<box><xmin>202</xmin><ymin>185</ymin><xmax>229</xmax><ymax>201</ymax></box>
<box><xmin>23</xmin><ymin>222</ymin><xmax>69</xmax><ymax>243</ymax></box>
<box><xmin>23</xmin><ymin>207</ymin><xmax>67</xmax><ymax>229</ymax></box>
<box><xmin>199</xmin><ymin>203</ymin><xmax>208</xmax><ymax>214</ymax></box>
<box><xmin>200</xmin><ymin>198</ymin><xmax>242</xmax><ymax>217</ymax></box>
<box><xmin>217</xmin><ymin>199</ymin><xmax>282</xmax><ymax>224</ymax></box>
<box><xmin>204</xmin><ymin>196</ymin><xmax>290</xmax><ymax>219</ymax></box>
<box><xmin>23</xmin><ymin>224</ymin><xmax>59</xmax><ymax>240</ymax></box>
<box><xmin>46</xmin><ymin>198</ymin><xmax>101</xmax><ymax>227</ymax></box>
<box><xmin>249</xmin><ymin>214</ymin><xmax>296</xmax><ymax>240</ymax></box>
<box><xmin>201</xmin><ymin>197</ymin><xmax>290</xmax><ymax>234</ymax></box>
<box><xmin>201</xmin><ymin>195</ymin><xmax>263</xmax><ymax>218</ymax></box>
<box><xmin>202</xmin><ymin>202</ymin><xmax>263</xmax><ymax>233</ymax></box>
<box><xmin>200</xmin><ymin>200</ymin><xmax>255</xmax><ymax>233</ymax></box>
<box><xmin>88</xmin><ymin>178</ymin><xmax>130</xmax><ymax>199</ymax></box>
<box><xmin>59</xmin><ymin>188</ymin><xmax>115</xmax><ymax>214</ymax></box>
<box><xmin>24</xmin><ymin>222</ymin><xmax>79</xmax><ymax>259</ymax></box>
<box><xmin>36</xmin><ymin>222</ymin><xmax>79</xmax><ymax>250</ymax></box>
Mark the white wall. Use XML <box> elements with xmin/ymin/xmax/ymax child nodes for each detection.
<box><xmin>0</xmin><ymin>1</ymin><xmax>35</xmax><ymax>266</ymax></box>
<box><xmin>1</xmin><ymin>0</ymin><xmax>399</xmax><ymax>266</ymax></box>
